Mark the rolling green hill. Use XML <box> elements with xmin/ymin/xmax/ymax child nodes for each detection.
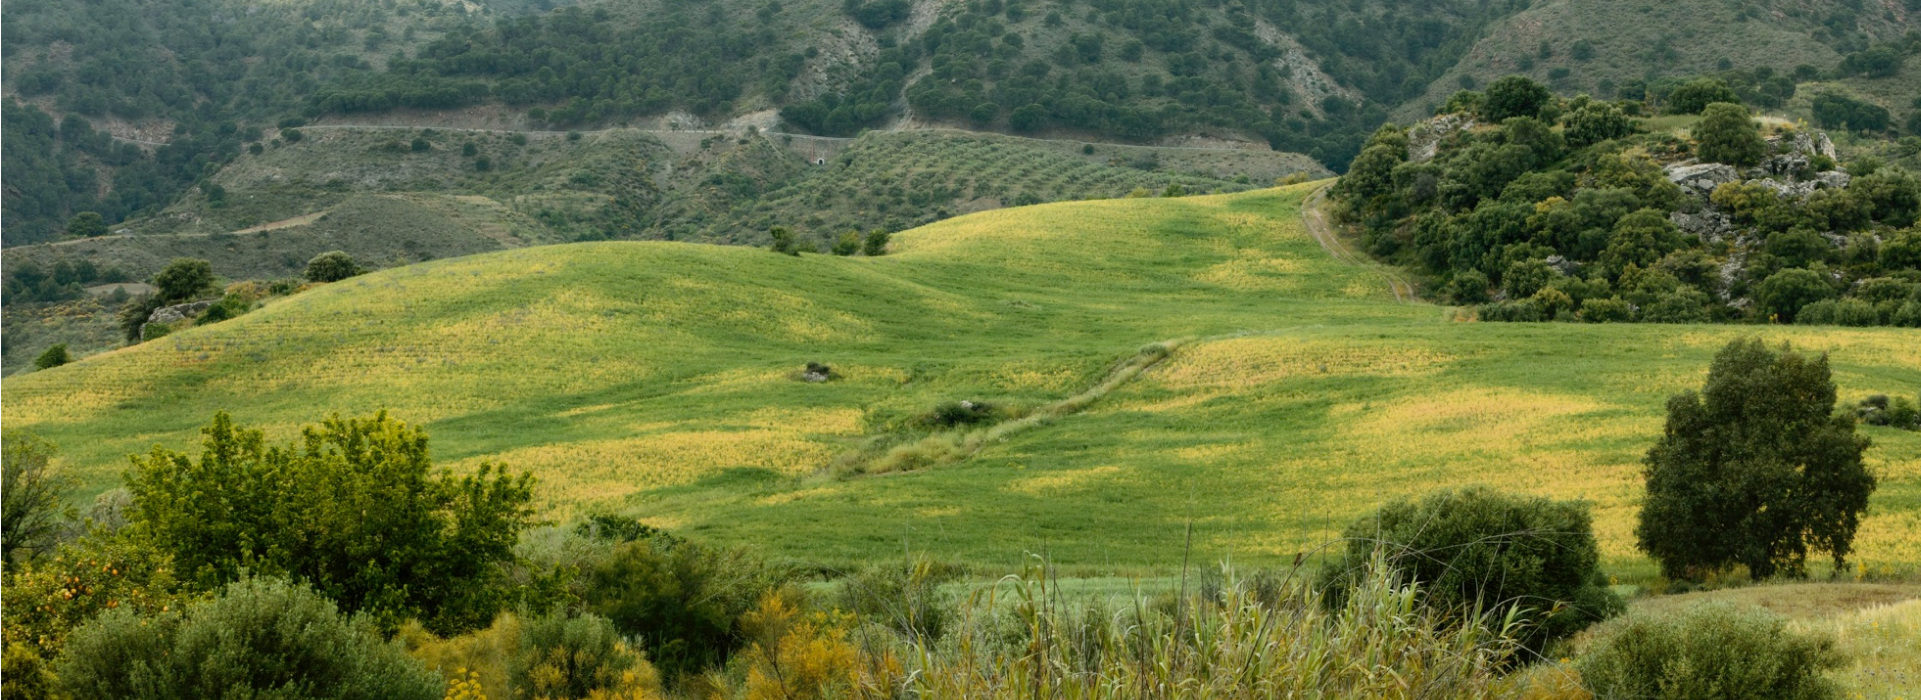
<box><xmin>8</xmin><ymin>184</ymin><xmax>1917</xmax><ymax>577</ymax></box>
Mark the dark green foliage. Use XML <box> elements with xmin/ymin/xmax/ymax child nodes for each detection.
<box><xmin>583</xmin><ymin>538</ymin><xmax>783</xmax><ymax>681</ymax></box>
<box><xmin>1322</xmin><ymin>487</ymin><xmax>1622</xmax><ymax>653</ymax></box>
<box><xmin>576</xmin><ymin>514</ymin><xmax>676</xmax><ymax>545</ymax></box>
<box><xmin>65</xmin><ymin>212</ymin><xmax>107</xmax><ymax>238</ymax></box>
<box><xmin>57</xmin><ymin>577</ymin><xmax>443</xmax><ymax>700</ymax></box>
<box><xmin>1562</xmin><ymin>101</ymin><xmax>1635</xmax><ymax>148</ymax></box>
<box><xmin>1693</xmin><ymin>103</ymin><xmax>1766</xmax><ymax>167</ymax></box>
<box><xmin>1810</xmin><ymin>93</ymin><xmax>1891</xmax><ymax>133</ymax></box>
<box><xmin>1883</xmin><ymin>229</ymin><xmax>1921</xmax><ymax>270</ymax></box>
<box><xmin>1794</xmin><ymin>298</ymin><xmax>1878</xmax><ymax>326</ymax></box>
<box><xmin>1663</xmin><ymin>78</ymin><xmax>1741</xmax><ymax>115</ymax></box>
<box><xmin>1445</xmin><ymin>269</ymin><xmax>1490</xmax><ymax>304</ymax></box>
<box><xmin>150</xmin><ymin>257</ymin><xmax>215</xmax><ymax>304</ymax></box>
<box><xmin>1754</xmin><ymin>268</ymin><xmax>1834</xmax><ymax>323</ymax></box>
<box><xmin>863</xmin><ymin>229</ymin><xmax>892</xmax><ymax>256</ymax></box>
<box><xmin>1480</xmin><ymin>76</ymin><xmax>1551</xmax><ymax>121</ymax></box>
<box><xmin>195</xmin><ymin>294</ymin><xmax>251</xmax><ymax>325</ymax></box>
<box><xmin>306</xmin><ymin>250</ymin><xmax>364</xmax><ymax>283</ymax></box>
<box><xmin>833</xmin><ymin>231</ymin><xmax>863</xmax><ymax>256</ymax></box>
<box><xmin>1837</xmin><ymin>45</ymin><xmax>1905</xmax><ymax>79</ymax></box>
<box><xmin>1577</xmin><ymin>603</ymin><xmax>1843</xmax><ymax>700</ymax></box>
<box><xmin>926</xmin><ymin>399</ymin><xmax>1000</xmax><ymax>428</ymax></box>
<box><xmin>768</xmin><ymin>226</ymin><xmax>802</xmax><ymax>256</ymax></box>
<box><xmin>1</xmin><ymin>431</ymin><xmax>73</xmax><ymax>565</ymax></box>
<box><xmin>125</xmin><ymin>411</ymin><xmax>538</xmax><ymax>633</ymax></box>
<box><xmin>117</xmin><ymin>294</ymin><xmax>166</xmax><ymax>343</ymax></box>
<box><xmin>1849</xmin><ymin>168</ymin><xmax>1921</xmax><ymax>228</ymax></box>
<box><xmin>1579</xmin><ymin>296</ymin><xmax>1633</xmax><ymax>322</ymax></box>
<box><xmin>33</xmin><ymin>344</ymin><xmax>72</xmax><ymax>370</ymax></box>
<box><xmin>1636</xmin><ymin>340</ymin><xmax>1875</xmax><ymax>581</ymax></box>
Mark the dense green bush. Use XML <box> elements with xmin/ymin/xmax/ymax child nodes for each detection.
<box><xmin>125</xmin><ymin>411</ymin><xmax>537</xmax><ymax>633</ymax></box>
<box><xmin>150</xmin><ymin>257</ymin><xmax>214</xmax><ymax>304</ymax></box>
<box><xmin>1693</xmin><ymin>103</ymin><xmax>1765</xmax><ymax>167</ymax></box>
<box><xmin>58</xmin><ymin>577</ymin><xmax>443</xmax><ymax>700</ymax></box>
<box><xmin>584</xmin><ymin>538</ymin><xmax>785</xmax><ymax>681</ymax></box>
<box><xmin>306</xmin><ymin>250</ymin><xmax>364</xmax><ymax>283</ymax></box>
<box><xmin>1795</xmin><ymin>298</ymin><xmax>1878</xmax><ymax>326</ymax></box>
<box><xmin>513</xmin><ymin>610</ymin><xmax>658</xmax><ymax>699</ymax></box>
<box><xmin>1321</xmin><ymin>487</ymin><xmax>1622</xmax><ymax>652</ymax></box>
<box><xmin>1638</xmin><ymin>339</ymin><xmax>1874</xmax><ymax>581</ymax></box>
<box><xmin>1577</xmin><ymin>602</ymin><xmax>1843</xmax><ymax>700</ymax></box>
<box><xmin>32</xmin><ymin>344</ymin><xmax>71</xmax><ymax>370</ymax></box>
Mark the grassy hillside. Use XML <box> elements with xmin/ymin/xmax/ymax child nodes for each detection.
<box><xmin>7</xmin><ymin>184</ymin><xmax>1918</xmax><ymax>577</ymax></box>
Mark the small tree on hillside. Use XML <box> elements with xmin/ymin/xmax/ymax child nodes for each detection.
<box><xmin>1694</xmin><ymin>103</ymin><xmax>1766</xmax><ymax>167</ymax></box>
<box><xmin>306</xmin><ymin>250</ymin><xmax>363</xmax><ymax>282</ymax></box>
<box><xmin>768</xmin><ymin>226</ymin><xmax>801</xmax><ymax>256</ymax></box>
<box><xmin>863</xmin><ymin>229</ymin><xmax>892</xmax><ymax>256</ymax></box>
<box><xmin>1</xmin><ymin>431</ymin><xmax>73</xmax><ymax>565</ymax></box>
<box><xmin>151</xmin><ymin>257</ymin><xmax>215</xmax><ymax>304</ymax></box>
<box><xmin>1481</xmin><ymin>76</ymin><xmax>1552</xmax><ymax>121</ymax></box>
<box><xmin>66</xmin><ymin>211</ymin><xmax>107</xmax><ymax>238</ymax></box>
<box><xmin>34</xmin><ymin>344</ymin><xmax>72</xmax><ymax>370</ymax></box>
<box><xmin>1636</xmin><ymin>339</ymin><xmax>1874</xmax><ymax>581</ymax></box>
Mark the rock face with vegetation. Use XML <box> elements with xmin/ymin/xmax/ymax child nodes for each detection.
<box><xmin>1331</xmin><ymin>74</ymin><xmax>1921</xmax><ymax>326</ymax></box>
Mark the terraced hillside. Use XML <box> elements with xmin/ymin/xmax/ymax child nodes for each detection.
<box><xmin>7</xmin><ymin>184</ymin><xmax>1918</xmax><ymax>576</ymax></box>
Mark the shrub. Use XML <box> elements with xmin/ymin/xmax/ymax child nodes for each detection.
<box><xmin>1577</xmin><ymin>603</ymin><xmax>1843</xmax><ymax>700</ymax></box>
<box><xmin>32</xmin><ymin>344</ymin><xmax>70</xmax><ymax>370</ymax></box>
<box><xmin>832</xmin><ymin>231</ymin><xmax>861</xmax><ymax>256</ymax></box>
<box><xmin>584</xmin><ymin>538</ymin><xmax>784</xmax><ymax>681</ymax></box>
<box><xmin>1640</xmin><ymin>288</ymin><xmax>1711</xmax><ymax>323</ymax></box>
<box><xmin>1578</xmin><ymin>296</ymin><xmax>1634</xmax><ymax>322</ymax></box>
<box><xmin>307</xmin><ymin>250</ymin><xmax>363</xmax><ymax>282</ymax></box>
<box><xmin>1</xmin><ymin>431</ymin><xmax>72</xmax><ymax>564</ymax></box>
<box><xmin>1794</xmin><ymin>298</ymin><xmax>1878</xmax><ymax>326</ymax></box>
<box><xmin>125</xmin><ymin>411</ymin><xmax>537</xmax><ymax>633</ymax></box>
<box><xmin>1446</xmin><ymin>269</ymin><xmax>1490</xmax><ymax>304</ymax></box>
<box><xmin>58</xmin><ymin>577</ymin><xmax>443</xmax><ymax>700</ymax></box>
<box><xmin>1637</xmin><ymin>339</ymin><xmax>1874</xmax><ymax>580</ymax></box>
<box><xmin>1694</xmin><ymin>103</ymin><xmax>1765</xmax><ymax>167</ymax></box>
<box><xmin>151</xmin><ymin>257</ymin><xmax>214</xmax><ymax>303</ymax></box>
<box><xmin>1482</xmin><ymin>75</ymin><xmax>1551</xmax><ymax>121</ymax></box>
<box><xmin>1664</xmin><ymin>78</ymin><xmax>1740</xmax><ymax>115</ymax></box>
<box><xmin>768</xmin><ymin>226</ymin><xmax>801</xmax><ymax>256</ymax></box>
<box><xmin>514</xmin><ymin>610</ymin><xmax>661</xmax><ymax>699</ymax></box>
<box><xmin>1753</xmin><ymin>268</ymin><xmax>1834</xmax><ymax>323</ymax></box>
<box><xmin>66</xmin><ymin>211</ymin><xmax>107</xmax><ymax>238</ymax></box>
<box><xmin>836</xmin><ymin>558</ymin><xmax>966</xmax><ymax>641</ymax></box>
<box><xmin>1477</xmin><ymin>300</ymin><xmax>1545</xmax><ymax>322</ymax></box>
<box><xmin>924</xmin><ymin>400</ymin><xmax>998</xmax><ymax>428</ymax></box>
<box><xmin>1321</xmin><ymin>487</ymin><xmax>1622</xmax><ymax>653</ymax></box>
<box><xmin>1881</xmin><ymin>229</ymin><xmax>1921</xmax><ymax>270</ymax></box>
<box><xmin>862</xmin><ymin>229</ymin><xmax>891</xmax><ymax>256</ymax></box>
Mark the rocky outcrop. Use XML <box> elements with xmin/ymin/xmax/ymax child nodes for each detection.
<box><xmin>147</xmin><ymin>300</ymin><xmax>215</xmax><ymax>326</ymax></box>
<box><xmin>1671</xmin><ymin>210</ymin><xmax>1735</xmax><ymax>243</ymax></box>
<box><xmin>1665</xmin><ymin>162</ymin><xmax>1740</xmax><ymax>199</ymax></box>
<box><xmin>1407</xmin><ymin>114</ymin><xmax>1474</xmax><ymax>163</ymax></box>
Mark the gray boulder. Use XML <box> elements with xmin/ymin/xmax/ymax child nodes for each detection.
<box><xmin>147</xmin><ymin>300</ymin><xmax>216</xmax><ymax>326</ymax></box>
<box><xmin>1665</xmin><ymin>162</ymin><xmax>1740</xmax><ymax>199</ymax></box>
<box><xmin>1670</xmin><ymin>210</ymin><xmax>1735</xmax><ymax>243</ymax></box>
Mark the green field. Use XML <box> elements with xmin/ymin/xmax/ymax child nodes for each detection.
<box><xmin>8</xmin><ymin>183</ymin><xmax>1918</xmax><ymax>577</ymax></box>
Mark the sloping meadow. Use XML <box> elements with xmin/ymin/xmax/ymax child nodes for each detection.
<box><xmin>8</xmin><ymin>184</ymin><xmax>1917</xmax><ymax>573</ymax></box>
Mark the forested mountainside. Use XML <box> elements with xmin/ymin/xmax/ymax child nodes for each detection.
<box><xmin>9</xmin><ymin>0</ymin><xmax>1912</xmax><ymax>248</ymax></box>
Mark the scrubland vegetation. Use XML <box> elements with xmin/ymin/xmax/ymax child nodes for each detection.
<box><xmin>1332</xmin><ymin>74</ymin><xmax>1921</xmax><ymax>326</ymax></box>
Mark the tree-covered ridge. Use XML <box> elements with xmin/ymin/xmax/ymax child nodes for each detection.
<box><xmin>1331</xmin><ymin>76</ymin><xmax>1921</xmax><ymax>326</ymax></box>
<box><xmin>1</xmin><ymin>0</ymin><xmax>483</xmax><ymax>245</ymax></box>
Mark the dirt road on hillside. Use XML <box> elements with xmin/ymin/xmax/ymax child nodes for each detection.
<box><xmin>1303</xmin><ymin>185</ymin><xmax>1415</xmax><ymax>303</ymax></box>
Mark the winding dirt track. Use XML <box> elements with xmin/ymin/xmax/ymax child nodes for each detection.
<box><xmin>1302</xmin><ymin>185</ymin><xmax>1415</xmax><ymax>303</ymax></box>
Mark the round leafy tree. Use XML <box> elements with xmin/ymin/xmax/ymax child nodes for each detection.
<box><xmin>1636</xmin><ymin>339</ymin><xmax>1874</xmax><ymax>581</ymax></box>
<box><xmin>1481</xmin><ymin>75</ymin><xmax>1552</xmax><ymax>122</ymax></box>
<box><xmin>1694</xmin><ymin>103</ymin><xmax>1766</xmax><ymax>167</ymax></box>
<box><xmin>306</xmin><ymin>250</ymin><xmax>363</xmax><ymax>283</ymax></box>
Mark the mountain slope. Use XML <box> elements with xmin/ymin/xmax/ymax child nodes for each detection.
<box><xmin>8</xmin><ymin>185</ymin><xmax>1917</xmax><ymax>573</ymax></box>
